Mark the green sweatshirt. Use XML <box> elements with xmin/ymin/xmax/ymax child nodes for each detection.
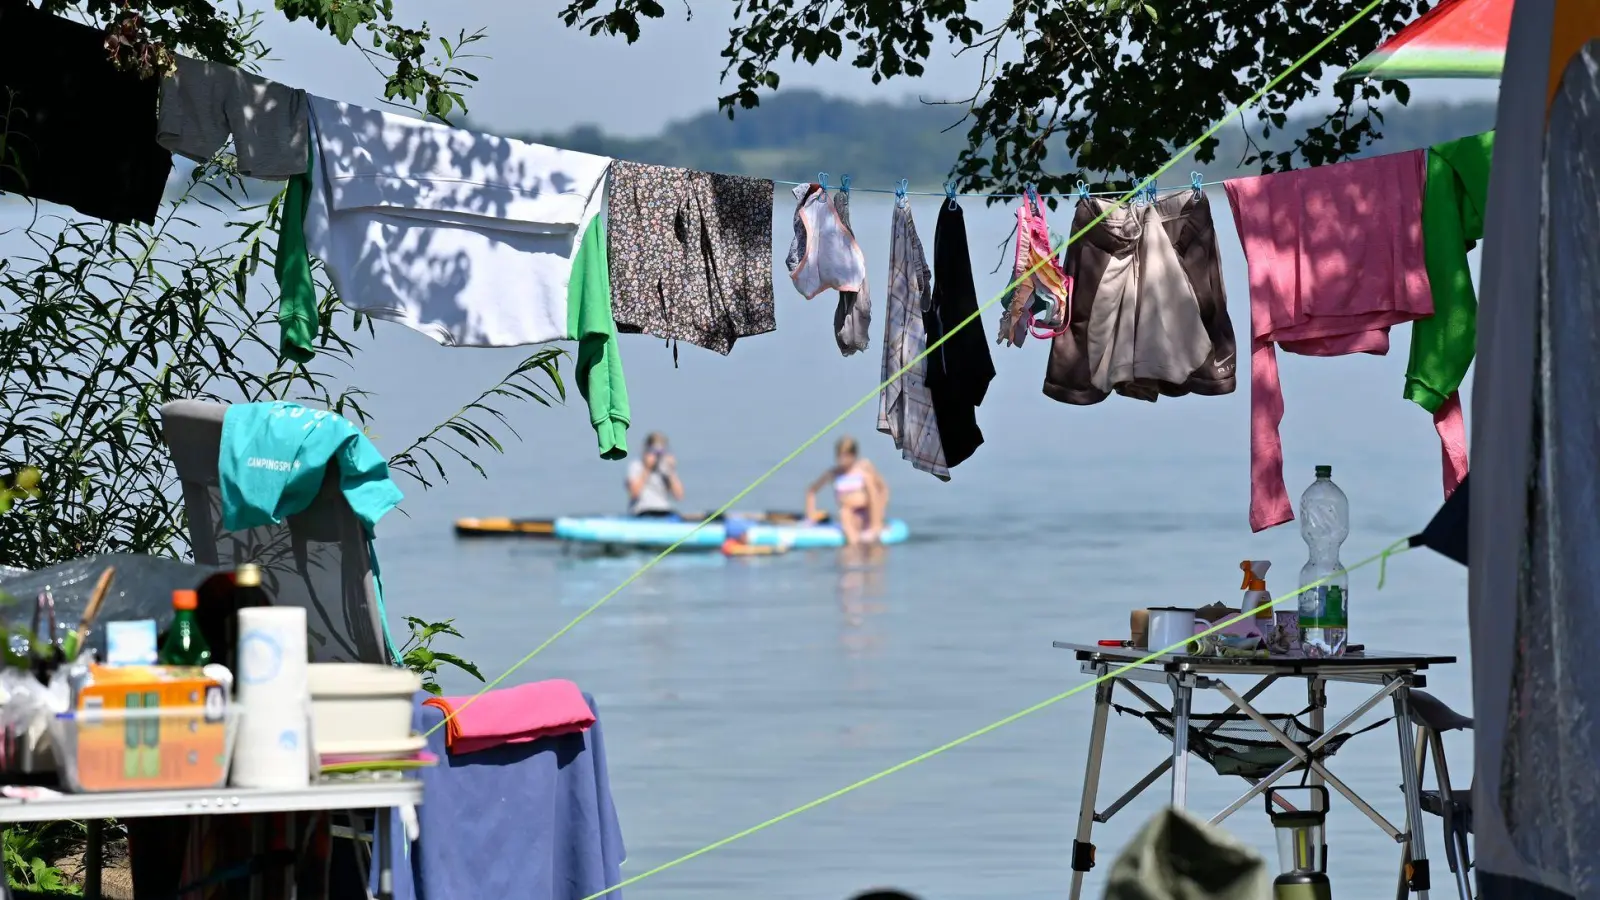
<box><xmin>273</xmin><ymin>143</ymin><xmax>630</xmax><ymax>460</ymax></box>
<box><xmin>1405</xmin><ymin>130</ymin><xmax>1495</xmax><ymax>413</ymax></box>
<box><xmin>567</xmin><ymin>214</ymin><xmax>631</xmax><ymax>460</ymax></box>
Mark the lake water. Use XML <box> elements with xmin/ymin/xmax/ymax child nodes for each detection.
<box><xmin>4</xmin><ymin>190</ymin><xmax>1476</xmax><ymax>899</ymax></box>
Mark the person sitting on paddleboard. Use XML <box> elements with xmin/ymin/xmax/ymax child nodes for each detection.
<box><xmin>627</xmin><ymin>432</ymin><xmax>684</xmax><ymax>518</ymax></box>
<box><xmin>804</xmin><ymin>435</ymin><xmax>889</xmax><ymax>545</ymax></box>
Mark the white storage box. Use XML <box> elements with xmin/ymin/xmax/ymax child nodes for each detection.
<box><xmin>307</xmin><ymin>664</ymin><xmax>421</xmax><ymax>756</ymax></box>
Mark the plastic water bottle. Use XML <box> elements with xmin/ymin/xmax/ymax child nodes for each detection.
<box><xmin>1297</xmin><ymin>465</ymin><xmax>1349</xmax><ymax>658</ymax></box>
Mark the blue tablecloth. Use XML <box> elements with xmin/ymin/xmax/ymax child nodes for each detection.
<box><xmin>374</xmin><ymin>691</ymin><xmax>626</xmax><ymax>900</ymax></box>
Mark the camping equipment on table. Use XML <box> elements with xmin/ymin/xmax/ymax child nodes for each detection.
<box><xmin>1129</xmin><ymin>608</ymin><xmax>1149</xmax><ymax>648</ymax></box>
<box><xmin>308</xmin><ymin>663</ymin><xmax>422</xmax><ymax>757</ymax></box>
<box><xmin>231</xmin><ymin>606</ymin><xmax>312</xmax><ymax>789</ymax></box>
<box><xmin>1269</xmin><ymin>786</ymin><xmax>1333</xmax><ymax>900</ymax></box>
<box><xmin>1145</xmin><ymin>607</ymin><xmax>1196</xmax><ymax>653</ymax></box>
<box><xmin>1056</xmin><ymin>642</ymin><xmax>1451</xmax><ymax>900</ymax></box>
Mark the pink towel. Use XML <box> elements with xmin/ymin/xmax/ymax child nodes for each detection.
<box><xmin>1225</xmin><ymin>150</ymin><xmax>1439</xmax><ymax>532</ymax></box>
<box><xmin>423</xmin><ymin>679</ymin><xmax>596</xmax><ymax>756</ymax></box>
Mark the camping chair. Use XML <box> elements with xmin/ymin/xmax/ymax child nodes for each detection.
<box><xmin>1396</xmin><ymin>689</ymin><xmax>1475</xmax><ymax>900</ymax></box>
<box><xmin>157</xmin><ymin>399</ymin><xmax>393</xmax><ymax>894</ymax></box>
<box><xmin>160</xmin><ymin>398</ymin><xmax>389</xmax><ymax>664</ymax></box>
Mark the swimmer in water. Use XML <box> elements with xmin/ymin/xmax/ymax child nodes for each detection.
<box><xmin>804</xmin><ymin>436</ymin><xmax>889</xmax><ymax>545</ymax></box>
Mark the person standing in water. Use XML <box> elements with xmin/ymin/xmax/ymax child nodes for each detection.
<box><xmin>804</xmin><ymin>436</ymin><xmax>889</xmax><ymax>545</ymax></box>
<box><xmin>626</xmin><ymin>432</ymin><xmax>685</xmax><ymax>517</ymax></box>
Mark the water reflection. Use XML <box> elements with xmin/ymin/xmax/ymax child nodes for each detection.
<box><xmin>837</xmin><ymin>544</ymin><xmax>887</xmax><ymax>658</ymax></box>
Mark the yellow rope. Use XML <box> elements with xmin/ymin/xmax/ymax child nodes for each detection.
<box><xmin>581</xmin><ymin>543</ymin><xmax>1410</xmax><ymax>899</ymax></box>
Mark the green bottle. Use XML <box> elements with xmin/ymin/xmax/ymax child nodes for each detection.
<box><xmin>159</xmin><ymin>589</ymin><xmax>211</xmax><ymax>666</ymax></box>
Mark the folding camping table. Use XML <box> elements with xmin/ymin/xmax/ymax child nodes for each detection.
<box><xmin>1053</xmin><ymin>643</ymin><xmax>1456</xmax><ymax>900</ymax></box>
<box><xmin>0</xmin><ymin>779</ymin><xmax>420</xmax><ymax>900</ymax></box>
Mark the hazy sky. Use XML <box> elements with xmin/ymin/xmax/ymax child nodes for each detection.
<box><xmin>250</xmin><ymin>1</ymin><xmax>1497</xmax><ymax>139</ymax></box>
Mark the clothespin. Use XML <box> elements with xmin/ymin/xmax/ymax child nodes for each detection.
<box><xmin>1024</xmin><ymin>182</ymin><xmax>1037</xmax><ymax>204</ymax></box>
<box><xmin>1191</xmin><ymin>171</ymin><xmax>1204</xmax><ymax>198</ymax></box>
<box><xmin>944</xmin><ymin>180</ymin><xmax>959</xmax><ymax>211</ymax></box>
<box><xmin>894</xmin><ymin>178</ymin><xmax>909</xmax><ymax>208</ymax></box>
<box><xmin>817</xmin><ymin>171</ymin><xmax>830</xmax><ymax>192</ymax></box>
<box><xmin>840</xmin><ymin>174</ymin><xmax>852</xmax><ymax>194</ymax></box>
<box><xmin>1075</xmin><ymin>180</ymin><xmax>1091</xmax><ymax>201</ymax></box>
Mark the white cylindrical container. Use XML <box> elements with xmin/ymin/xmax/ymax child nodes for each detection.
<box><xmin>307</xmin><ymin>663</ymin><xmax>421</xmax><ymax>754</ymax></box>
<box><xmin>1147</xmin><ymin>607</ymin><xmax>1198</xmax><ymax>655</ymax></box>
<box><xmin>236</xmin><ymin>607</ymin><xmax>309</xmax><ymax>704</ymax></box>
<box><xmin>230</xmin><ymin>700</ymin><xmax>312</xmax><ymax>788</ymax></box>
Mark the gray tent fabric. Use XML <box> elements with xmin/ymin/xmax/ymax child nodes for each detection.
<box><xmin>0</xmin><ymin>553</ymin><xmax>222</xmax><ymax>657</ymax></box>
<box><xmin>1101</xmin><ymin>807</ymin><xmax>1269</xmax><ymax>900</ymax></box>
<box><xmin>1490</xmin><ymin>36</ymin><xmax>1600</xmax><ymax>899</ymax></box>
<box><xmin>1471</xmin><ymin>3</ymin><xmax>1598</xmax><ymax>896</ymax></box>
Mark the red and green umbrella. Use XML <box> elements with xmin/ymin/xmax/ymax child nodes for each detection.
<box><xmin>1343</xmin><ymin>0</ymin><xmax>1512</xmax><ymax>80</ymax></box>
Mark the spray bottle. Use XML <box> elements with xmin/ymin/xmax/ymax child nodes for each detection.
<box><xmin>1241</xmin><ymin>560</ymin><xmax>1273</xmax><ymax>634</ymax></box>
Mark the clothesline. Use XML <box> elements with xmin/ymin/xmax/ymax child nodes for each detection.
<box><xmin>773</xmin><ymin>173</ymin><xmax>1230</xmax><ymax>200</ymax></box>
<box><xmin>0</xmin><ymin>0</ymin><xmax>1480</xmax><ymax>531</ymax></box>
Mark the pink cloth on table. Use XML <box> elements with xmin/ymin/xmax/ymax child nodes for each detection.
<box><xmin>1224</xmin><ymin>150</ymin><xmax>1444</xmax><ymax>533</ymax></box>
<box><xmin>423</xmin><ymin>679</ymin><xmax>596</xmax><ymax>756</ymax></box>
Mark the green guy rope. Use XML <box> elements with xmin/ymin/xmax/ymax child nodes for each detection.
<box><xmin>428</xmin><ymin>0</ymin><xmax>1393</xmax><ymax>739</ymax></box>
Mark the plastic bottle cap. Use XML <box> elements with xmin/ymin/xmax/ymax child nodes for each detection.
<box><xmin>172</xmin><ymin>589</ymin><xmax>198</xmax><ymax>611</ymax></box>
<box><xmin>1239</xmin><ymin>561</ymin><xmax>1267</xmax><ymax>591</ymax></box>
<box><xmin>1315</xmin><ymin>465</ymin><xmax>1332</xmax><ymax>478</ymax></box>
<box><xmin>236</xmin><ymin>564</ymin><xmax>261</xmax><ymax>587</ymax></box>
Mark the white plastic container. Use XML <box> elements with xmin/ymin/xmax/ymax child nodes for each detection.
<box><xmin>306</xmin><ymin>663</ymin><xmax>422</xmax><ymax>755</ymax></box>
<box><xmin>1147</xmin><ymin>607</ymin><xmax>1198</xmax><ymax>655</ymax></box>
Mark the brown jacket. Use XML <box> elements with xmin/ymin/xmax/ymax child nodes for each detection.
<box><xmin>1044</xmin><ymin>193</ymin><xmax>1236</xmax><ymax>404</ymax></box>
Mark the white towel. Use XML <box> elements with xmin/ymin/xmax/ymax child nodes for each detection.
<box><xmin>303</xmin><ymin>96</ymin><xmax>612</xmax><ymax>347</ymax></box>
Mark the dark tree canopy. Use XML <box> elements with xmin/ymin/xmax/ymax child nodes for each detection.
<box><xmin>559</xmin><ymin>0</ymin><xmax>1431</xmax><ymax>196</ymax></box>
<box><xmin>41</xmin><ymin>0</ymin><xmax>482</xmax><ymax>121</ymax></box>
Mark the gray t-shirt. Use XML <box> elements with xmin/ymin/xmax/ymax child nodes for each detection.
<box><xmin>627</xmin><ymin>459</ymin><xmax>676</xmax><ymax>515</ymax></box>
<box><xmin>156</xmin><ymin>56</ymin><xmax>309</xmax><ymax>180</ymax></box>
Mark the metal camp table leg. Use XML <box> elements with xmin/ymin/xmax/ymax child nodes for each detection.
<box><xmin>1168</xmin><ymin>673</ymin><xmax>1193</xmax><ymax>808</ymax></box>
<box><xmin>1392</xmin><ymin>682</ymin><xmax>1431</xmax><ymax>898</ymax></box>
<box><xmin>1308</xmin><ymin>676</ymin><xmax>1327</xmax><ymax>803</ymax></box>
<box><xmin>85</xmin><ymin>819</ymin><xmax>102</xmax><ymax>900</ymax></box>
<box><xmin>1069</xmin><ymin>670</ymin><xmax>1114</xmax><ymax>900</ymax></box>
<box><xmin>377</xmin><ymin>807</ymin><xmax>395</xmax><ymax>900</ymax></box>
<box><xmin>1209</xmin><ymin>678</ymin><xmax>1404</xmax><ymax>834</ymax></box>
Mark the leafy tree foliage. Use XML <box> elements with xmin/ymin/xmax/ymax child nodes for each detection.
<box><xmin>559</xmin><ymin>0</ymin><xmax>1432</xmax><ymax>195</ymax></box>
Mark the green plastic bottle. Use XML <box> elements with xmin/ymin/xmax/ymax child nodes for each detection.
<box><xmin>159</xmin><ymin>589</ymin><xmax>211</xmax><ymax>667</ymax></box>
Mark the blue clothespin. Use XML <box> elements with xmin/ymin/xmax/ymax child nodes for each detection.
<box><xmin>1191</xmin><ymin>171</ymin><xmax>1204</xmax><ymax>197</ymax></box>
<box><xmin>1076</xmin><ymin>180</ymin><xmax>1091</xmax><ymax>201</ymax></box>
<box><xmin>840</xmin><ymin>174</ymin><xmax>852</xmax><ymax>194</ymax></box>
<box><xmin>944</xmin><ymin>180</ymin><xmax>959</xmax><ymax>211</ymax></box>
<box><xmin>894</xmin><ymin>178</ymin><xmax>909</xmax><ymax>207</ymax></box>
<box><xmin>817</xmin><ymin>171</ymin><xmax>830</xmax><ymax>192</ymax></box>
<box><xmin>1024</xmin><ymin>182</ymin><xmax>1037</xmax><ymax>203</ymax></box>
